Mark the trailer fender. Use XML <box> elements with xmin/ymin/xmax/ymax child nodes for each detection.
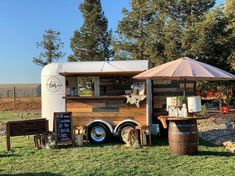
<box><xmin>86</xmin><ymin>120</ymin><xmax>113</xmax><ymax>133</ymax></box>
<box><xmin>114</xmin><ymin>119</ymin><xmax>141</xmax><ymax>135</ymax></box>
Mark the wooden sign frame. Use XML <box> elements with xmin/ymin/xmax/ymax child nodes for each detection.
<box><xmin>53</xmin><ymin>112</ymin><xmax>74</xmax><ymax>146</ymax></box>
<box><xmin>5</xmin><ymin>118</ymin><xmax>48</xmax><ymax>151</ymax></box>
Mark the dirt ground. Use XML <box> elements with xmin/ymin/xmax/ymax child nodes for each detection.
<box><xmin>0</xmin><ymin>97</ymin><xmax>41</xmax><ymax>136</ymax></box>
<box><xmin>198</xmin><ymin>113</ymin><xmax>235</xmax><ymax>146</ymax></box>
<box><xmin>0</xmin><ymin>97</ymin><xmax>41</xmax><ymax>112</ymax></box>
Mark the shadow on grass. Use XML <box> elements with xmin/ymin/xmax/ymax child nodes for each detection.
<box><xmin>198</xmin><ymin>139</ymin><xmax>234</xmax><ymax>157</ymax></box>
<box><xmin>0</xmin><ymin>172</ymin><xmax>63</xmax><ymax>176</ymax></box>
<box><xmin>56</xmin><ymin>135</ymin><xmax>169</xmax><ymax>149</ymax></box>
<box><xmin>0</xmin><ymin>153</ymin><xmax>20</xmax><ymax>158</ymax></box>
<box><xmin>152</xmin><ymin>136</ymin><xmax>168</xmax><ymax>146</ymax></box>
<box><xmin>197</xmin><ymin>150</ymin><xmax>234</xmax><ymax>157</ymax></box>
<box><xmin>199</xmin><ymin>138</ymin><xmax>218</xmax><ymax>147</ymax></box>
<box><xmin>56</xmin><ymin>141</ymin><xmax>121</xmax><ymax>149</ymax></box>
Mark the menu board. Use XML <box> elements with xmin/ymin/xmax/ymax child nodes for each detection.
<box><xmin>54</xmin><ymin>112</ymin><xmax>73</xmax><ymax>144</ymax></box>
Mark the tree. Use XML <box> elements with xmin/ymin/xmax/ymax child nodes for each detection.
<box><xmin>33</xmin><ymin>29</ymin><xmax>65</xmax><ymax>66</ymax></box>
<box><xmin>69</xmin><ymin>0</ymin><xmax>112</xmax><ymax>61</ymax></box>
<box><xmin>225</xmin><ymin>0</ymin><xmax>235</xmax><ymax>29</ymax></box>
<box><xmin>182</xmin><ymin>5</ymin><xmax>235</xmax><ymax>72</ymax></box>
<box><xmin>114</xmin><ymin>0</ymin><xmax>216</xmax><ymax>65</ymax></box>
<box><xmin>224</xmin><ymin>0</ymin><xmax>235</xmax><ymax>71</ymax></box>
<box><xmin>158</xmin><ymin>0</ymin><xmax>215</xmax><ymax>61</ymax></box>
<box><xmin>113</xmin><ymin>0</ymin><xmax>155</xmax><ymax>62</ymax></box>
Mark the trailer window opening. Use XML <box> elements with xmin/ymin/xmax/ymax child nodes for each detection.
<box><xmin>66</xmin><ymin>76</ymin><xmax>95</xmax><ymax>96</ymax></box>
<box><xmin>65</xmin><ymin>76</ymin><xmax>144</xmax><ymax>97</ymax></box>
<box><xmin>100</xmin><ymin>76</ymin><xmax>132</xmax><ymax>96</ymax></box>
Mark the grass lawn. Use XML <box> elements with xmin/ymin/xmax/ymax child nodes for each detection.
<box><xmin>0</xmin><ymin>112</ymin><xmax>21</xmax><ymax>122</ymax></box>
<box><xmin>0</xmin><ymin>112</ymin><xmax>234</xmax><ymax>175</ymax></box>
<box><xmin>0</xmin><ymin>136</ymin><xmax>234</xmax><ymax>176</ymax></box>
<box><xmin>0</xmin><ymin>112</ymin><xmax>40</xmax><ymax>122</ymax></box>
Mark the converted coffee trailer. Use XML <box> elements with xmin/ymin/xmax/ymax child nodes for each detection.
<box><xmin>41</xmin><ymin>60</ymin><xmax>153</xmax><ymax>143</ymax></box>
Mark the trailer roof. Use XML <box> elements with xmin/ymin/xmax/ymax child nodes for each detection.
<box><xmin>42</xmin><ymin>60</ymin><xmax>149</xmax><ymax>76</ymax></box>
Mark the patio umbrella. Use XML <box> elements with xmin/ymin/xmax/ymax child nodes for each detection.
<box><xmin>133</xmin><ymin>57</ymin><xmax>235</xmax><ymax>98</ymax></box>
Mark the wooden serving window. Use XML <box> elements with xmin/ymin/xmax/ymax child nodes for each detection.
<box><xmin>65</xmin><ymin>75</ymin><xmax>144</xmax><ymax>97</ymax></box>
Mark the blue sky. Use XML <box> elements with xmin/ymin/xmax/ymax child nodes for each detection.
<box><xmin>0</xmin><ymin>0</ymin><xmax>224</xmax><ymax>84</ymax></box>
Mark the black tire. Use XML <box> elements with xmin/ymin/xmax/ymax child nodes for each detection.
<box><xmin>117</xmin><ymin>122</ymin><xmax>136</xmax><ymax>143</ymax></box>
<box><xmin>88</xmin><ymin>122</ymin><xmax>110</xmax><ymax>144</ymax></box>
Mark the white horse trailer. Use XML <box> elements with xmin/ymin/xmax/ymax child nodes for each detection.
<box><xmin>41</xmin><ymin>60</ymin><xmax>153</xmax><ymax>143</ymax></box>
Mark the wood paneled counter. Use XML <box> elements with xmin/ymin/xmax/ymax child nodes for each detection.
<box><xmin>64</xmin><ymin>95</ymin><xmax>147</xmax><ymax>128</ymax></box>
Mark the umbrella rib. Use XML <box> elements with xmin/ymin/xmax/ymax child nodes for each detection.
<box><xmin>158</xmin><ymin>59</ymin><xmax>183</xmax><ymax>77</ymax></box>
<box><xmin>171</xmin><ymin>60</ymin><xmax>191</xmax><ymax>78</ymax></box>
<box><xmin>189</xmin><ymin>59</ymin><xmax>197</xmax><ymax>77</ymax></box>
<box><xmin>192</xmin><ymin>60</ymin><xmax>215</xmax><ymax>78</ymax></box>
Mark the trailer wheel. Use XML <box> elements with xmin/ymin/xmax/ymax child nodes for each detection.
<box><xmin>88</xmin><ymin>122</ymin><xmax>110</xmax><ymax>144</ymax></box>
<box><xmin>117</xmin><ymin>122</ymin><xmax>136</xmax><ymax>143</ymax></box>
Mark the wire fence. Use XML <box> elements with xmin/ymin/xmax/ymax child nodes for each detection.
<box><xmin>0</xmin><ymin>85</ymin><xmax>41</xmax><ymax>101</ymax></box>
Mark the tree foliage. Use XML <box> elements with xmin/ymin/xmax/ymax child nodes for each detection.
<box><xmin>224</xmin><ymin>0</ymin><xmax>235</xmax><ymax>71</ymax></box>
<box><xmin>183</xmin><ymin>7</ymin><xmax>235</xmax><ymax>71</ymax></box>
<box><xmin>114</xmin><ymin>0</ymin><xmax>235</xmax><ymax>72</ymax></box>
<box><xmin>114</xmin><ymin>0</ymin><xmax>217</xmax><ymax>65</ymax></box>
<box><xmin>113</xmin><ymin>0</ymin><xmax>155</xmax><ymax>62</ymax></box>
<box><xmin>33</xmin><ymin>29</ymin><xmax>65</xmax><ymax>66</ymax></box>
<box><xmin>69</xmin><ymin>0</ymin><xmax>112</xmax><ymax>61</ymax></box>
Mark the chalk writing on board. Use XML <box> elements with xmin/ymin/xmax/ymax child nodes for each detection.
<box><xmin>54</xmin><ymin>112</ymin><xmax>72</xmax><ymax>143</ymax></box>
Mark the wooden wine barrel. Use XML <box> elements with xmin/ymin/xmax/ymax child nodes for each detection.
<box><xmin>168</xmin><ymin>119</ymin><xmax>198</xmax><ymax>155</ymax></box>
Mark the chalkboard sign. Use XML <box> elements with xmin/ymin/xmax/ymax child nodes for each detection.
<box><xmin>54</xmin><ymin>112</ymin><xmax>73</xmax><ymax>145</ymax></box>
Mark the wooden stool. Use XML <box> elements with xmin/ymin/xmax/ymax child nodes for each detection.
<box><xmin>135</xmin><ymin>125</ymin><xmax>152</xmax><ymax>146</ymax></box>
<box><xmin>73</xmin><ymin>126</ymin><xmax>89</xmax><ymax>145</ymax></box>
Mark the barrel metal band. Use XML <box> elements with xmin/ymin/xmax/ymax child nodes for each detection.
<box><xmin>169</xmin><ymin>141</ymin><xmax>198</xmax><ymax>145</ymax></box>
<box><xmin>169</xmin><ymin>131</ymin><xmax>198</xmax><ymax>135</ymax></box>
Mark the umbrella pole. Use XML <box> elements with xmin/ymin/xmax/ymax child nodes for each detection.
<box><xmin>183</xmin><ymin>78</ymin><xmax>186</xmax><ymax>103</ymax></box>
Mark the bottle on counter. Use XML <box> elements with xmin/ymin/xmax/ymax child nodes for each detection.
<box><xmin>71</xmin><ymin>87</ymin><xmax>75</xmax><ymax>96</ymax></box>
<box><xmin>74</xmin><ymin>87</ymin><xmax>78</xmax><ymax>96</ymax></box>
<box><xmin>182</xmin><ymin>103</ymin><xmax>188</xmax><ymax>117</ymax></box>
<box><xmin>66</xmin><ymin>88</ymin><xmax>71</xmax><ymax>96</ymax></box>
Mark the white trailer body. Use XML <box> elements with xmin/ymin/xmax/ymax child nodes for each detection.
<box><xmin>41</xmin><ymin>60</ymin><xmax>152</xmax><ymax>142</ymax></box>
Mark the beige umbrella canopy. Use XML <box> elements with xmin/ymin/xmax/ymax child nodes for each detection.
<box><xmin>133</xmin><ymin>57</ymin><xmax>235</xmax><ymax>81</ymax></box>
<box><xmin>134</xmin><ymin>57</ymin><xmax>235</xmax><ymax>99</ymax></box>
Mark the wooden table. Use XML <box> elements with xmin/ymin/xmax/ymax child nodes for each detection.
<box><xmin>158</xmin><ymin>116</ymin><xmax>208</xmax><ymax>129</ymax></box>
<box><xmin>158</xmin><ymin>116</ymin><xmax>208</xmax><ymax>155</ymax></box>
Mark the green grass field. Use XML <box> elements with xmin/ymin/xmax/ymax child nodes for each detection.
<box><xmin>0</xmin><ymin>112</ymin><xmax>22</xmax><ymax>122</ymax></box>
<box><xmin>0</xmin><ymin>112</ymin><xmax>40</xmax><ymax>122</ymax></box>
<box><xmin>0</xmin><ymin>136</ymin><xmax>234</xmax><ymax>176</ymax></box>
<box><xmin>1</xmin><ymin>112</ymin><xmax>235</xmax><ymax>176</ymax></box>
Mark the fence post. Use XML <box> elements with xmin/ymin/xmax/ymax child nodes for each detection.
<box><xmin>13</xmin><ymin>86</ymin><xmax>16</xmax><ymax>102</ymax></box>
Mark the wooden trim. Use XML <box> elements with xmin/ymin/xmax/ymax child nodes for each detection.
<box><xmin>63</xmin><ymin>96</ymin><xmax>126</xmax><ymax>100</ymax></box>
<box><xmin>59</xmin><ymin>71</ymin><xmax>142</xmax><ymax>77</ymax></box>
<box><xmin>92</xmin><ymin>107</ymin><xmax>119</xmax><ymax>112</ymax></box>
<box><xmin>5</xmin><ymin>118</ymin><xmax>47</xmax><ymax>123</ymax></box>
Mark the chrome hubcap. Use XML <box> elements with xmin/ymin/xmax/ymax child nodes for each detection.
<box><xmin>91</xmin><ymin>126</ymin><xmax>106</xmax><ymax>142</ymax></box>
